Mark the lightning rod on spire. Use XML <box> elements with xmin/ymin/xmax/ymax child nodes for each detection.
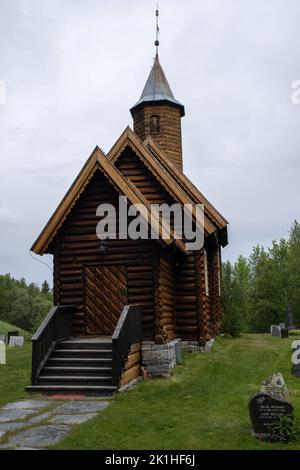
<box><xmin>155</xmin><ymin>4</ymin><xmax>160</xmax><ymax>56</ymax></box>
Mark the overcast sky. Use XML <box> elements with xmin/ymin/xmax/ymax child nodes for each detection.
<box><xmin>0</xmin><ymin>0</ymin><xmax>300</xmax><ymax>286</ymax></box>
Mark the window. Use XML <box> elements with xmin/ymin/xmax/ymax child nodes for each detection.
<box><xmin>150</xmin><ymin>115</ymin><xmax>160</xmax><ymax>133</ymax></box>
<box><xmin>204</xmin><ymin>249</ymin><xmax>209</xmax><ymax>296</ymax></box>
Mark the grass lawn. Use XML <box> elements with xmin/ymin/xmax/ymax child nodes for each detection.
<box><xmin>0</xmin><ymin>320</ymin><xmax>31</xmax><ymax>340</ymax></box>
<box><xmin>53</xmin><ymin>333</ymin><xmax>300</xmax><ymax>450</ymax></box>
<box><xmin>0</xmin><ymin>320</ymin><xmax>32</xmax><ymax>407</ymax></box>
<box><xmin>1</xmin><ymin>332</ymin><xmax>300</xmax><ymax>449</ymax></box>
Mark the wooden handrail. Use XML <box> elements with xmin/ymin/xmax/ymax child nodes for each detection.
<box><xmin>31</xmin><ymin>305</ymin><xmax>75</xmax><ymax>385</ymax></box>
<box><xmin>112</xmin><ymin>305</ymin><xmax>142</xmax><ymax>386</ymax></box>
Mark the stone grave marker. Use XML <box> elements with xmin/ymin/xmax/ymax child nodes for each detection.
<box><xmin>9</xmin><ymin>336</ymin><xmax>24</xmax><ymax>347</ymax></box>
<box><xmin>279</xmin><ymin>323</ymin><xmax>286</xmax><ymax>330</ymax></box>
<box><xmin>271</xmin><ymin>325</ymin><xmax>281</xmax><ymax>337</ymax></box>
<box><xmin>291</xmin><ymin>340</ymin><xmax>300</xmax><ymax>378</ymax></box>
<box><xmin>0</xmin><ymin>340</ymin><xmax>5</xmax><ymax>365</ymax></box>
<box><xmin>249</xmin><ymin>393</ymin><xmax>294</xmax><ymax>439</ymax></box>
<box><xmin>6</xmin><ymin>331</ymin><xmax>18</xmax><ymax>344</ymax></box>
<box><xmin>261</xmin><ymin>373</ymin><xmax>288</xmax><ymax>400</ymax></box>
<box><xmin>0</xmin><ymin>335</ymin><xmax>5</xmax><ymax>343</ymax></box>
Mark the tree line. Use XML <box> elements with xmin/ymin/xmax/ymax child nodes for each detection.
<box><xmin>0</xmin><ymin>275</ymin><xmax>52</xmax><ymax>332</ymax></box>
<box><xmin>0</xmin><ymin>220</ymin><xmax>299</xmax><ymax>336</ymax></box>
<box><xmin>221</xmin><ymin>220</ymin><xmax>300</xmax><ymax>336</ymax></box>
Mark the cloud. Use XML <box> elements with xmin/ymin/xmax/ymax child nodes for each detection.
<box><xmin>0</xmin><ymin>0</ymin><xmax>299</xmax><ymax>284</ymax></box>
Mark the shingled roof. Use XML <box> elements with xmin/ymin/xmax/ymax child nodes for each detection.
<box><xmin>130</xmin><ymin>54</ymin><xmax>185</xmax><ymax>117</ymax></box>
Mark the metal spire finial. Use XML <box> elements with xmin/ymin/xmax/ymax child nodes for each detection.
<box><xmin>155</xmin><ymin>4</ymin><xmax>160</xmax><ymax>56</ymax></box>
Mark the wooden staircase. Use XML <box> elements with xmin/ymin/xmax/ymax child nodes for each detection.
<box><xmin>27</xmin><ymin>304</ymin><xmax>142</xmax><ymax>396</ymax></box>
<box><xmin>26</xmin><ymin>337</ymin><xmax>117</xmax><ymax>396</ymax></box>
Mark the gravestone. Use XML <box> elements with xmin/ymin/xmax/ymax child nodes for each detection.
<box><xmin>6</xmin><ymin>331</ymin><xmax>18</xmax><ymax>344</ymax></box>
<box><xmin>261</xmin><ymin>373</ymin><xmax>288</xmax><ymax>400</ymax></box>
<box><xmin>0</xmin><ymin>340</ymin><xmax>5</xmax><ymax>365</ymax></box>
<box><xmin>279</xmin><ymin>323</ymin><xmax>286</xmax><ymax>330</ymax></box>
<box><xmin>249</xmin><ymin>393</ymin><xmax>294</xmax><ymax>439</ymax></box>
<box><xmin>271</xmin><ymin>325</ymin><xmax>281</xmax><ymax>337</ymax></box>
<box><xmin>9</xmin><ymin>336</ymin><xmax>24</xmax><ymax>347</ymax></box>
<box><xmin>287</xmin><ymin>308</ymin><xmax>297</xmax><ymax>330</ymax></box>
<box><xmin>281</xmin><ymin>328</ymin><xmax>289</xmax><ymax>338</ymax></box>
<box><xmin>291</xmin><ymin>340</ymin><xmax>300</xmax><ymax>378</ymax></box>
<box><xmin>0</xmin><ymin>335</ymin><xmax>6</xmax><ymax>343</ymax></box>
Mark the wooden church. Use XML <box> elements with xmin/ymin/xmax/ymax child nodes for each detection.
<box><xmin>27</xmin><ymin>24</ymin><xmax>228</xmax><ymax>395</ymax></box>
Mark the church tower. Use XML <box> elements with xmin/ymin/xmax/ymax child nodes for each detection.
<box><xmin>130</xmin><ymin>8</ymin><xmax>185</xmax><ymax>171</ymax></box>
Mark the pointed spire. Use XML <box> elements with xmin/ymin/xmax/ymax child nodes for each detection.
<box><xmin>130</xmin><ymin>6</ymin><xmax>185</xmax><ymax>117</ymax></box>
<box><xmin>131</xmin><ymin>54</ymin><xmax>185</xmax><ymax>117</ymax></box>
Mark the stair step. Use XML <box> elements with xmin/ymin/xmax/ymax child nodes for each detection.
<box><xmin>57</xmin><ymin>341</ymin><xmax>112</xmax><ymax>351</ymax></box>
<box><xmin>52</xmin><ymin>349</ymin><xmax>112</xmax><ymax>359</ymax></box>
<box><xmin>55</xmin><ymin>349</ymin><xmax>112</xmax><ymax>354</ymax></box>
<box><xmin>41</xmin><ymin>366</ymin><xmax>112</xmax><ymax>377</ymax></box>
<box><xmin>47</xmin><ymin>357</ymin><xmax>112</xmax><ymax>367</ymax></box>
<box><xmin>39</xmin><ymin>375</ymin><xmax>112</xmax><ymax>381</ymax></box>
<box><xmin>26</xmin><ymin>385</ymin><xmax>117</xmax><ymax>396</ymax></box>
<box><xmin>38</xmin><ymin>376</ymin><xmax>113</xmax><ymax>386</ymax></box>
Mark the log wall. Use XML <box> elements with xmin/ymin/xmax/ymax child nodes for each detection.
<box><xmin>51</xmin><ymin>170</ymin><xmax>155</xmax><ymax>338</ymax></box>
<box><xmin>119</xmin><ymin>342</ymin><xmax>141</xmax><ymax>387</ymax></box>
<box><xmin>132</xmin><ymin>103</ymin><xmax>183</xmax><ymax>170</ymax></box>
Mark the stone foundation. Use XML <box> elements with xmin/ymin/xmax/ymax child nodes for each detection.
<box><xmin>181</xmin><ymin>338</ymin><xmax>215</xmax><ymax>353</ymax></box>
<box><xmin>141</xmin><ymin>339</ymin><xmax>181</xmax><ymax>377</ymax></box>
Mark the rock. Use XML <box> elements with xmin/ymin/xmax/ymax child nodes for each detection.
<box><xmin>28</xmin><ymin>412</ymin><xmax>52</xmax><ymax>424</ymax></box>
<box><xmin>3</xmin><ymin>400</ymin><xmax>52</xmax><ymax>411</ymax></box>
<box><xmin>50</xmin><ymin>413</ymin><xmax>98</xmax><ymax>425</ymax></box>
<box><xmin>10</xmin><ymin>425</ymin><xmax>70</xmax><ymax>448</ymax></box>
<box><xmin>261</xmin><ymin>373</ymin><xmax>288</xmax><ymax>400</ymax></box>
<box><xmin>0</xmin><ymin>422</ymin><xmax>29</xmax><ymax>432</ymax></box>
<box><xmin>15</xmin><ymin>447</ymin><xmax>39</xmax><ymax>450</ymax></box>
<box><xmin>249</xmin><ymin>392</ymin><xmax>294</xmax><ymax>440</ymax></box>
<box><xmin>0</xmin><ymin>443</ymin><xmax>16</xmax><ymax>449</ymax></box>
<box><xmin>53</xmin><ymin>401</ymin><xmax>109</xmax><ymax>414</ymax></box>
<box><xmin>0</xmin><ymin>409</ymin><xmax>34</xmax><ymax>422</ymax></box>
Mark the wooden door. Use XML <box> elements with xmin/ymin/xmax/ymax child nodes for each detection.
<box><xmin>85</xmin><ymin>265</ymin><xmax>128</xmax><ymax>335</ymax></box>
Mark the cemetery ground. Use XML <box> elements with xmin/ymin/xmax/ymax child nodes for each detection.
<box><xmin>1</xmin><ymin>330</ymin><xmax>300</xmax><ymax>449</ymax></box>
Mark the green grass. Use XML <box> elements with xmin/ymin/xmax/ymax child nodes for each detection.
<box><xmin>1</xmin><ymin>333</ymin><xmax>300</xmax><ymax>449</ymax></box>
<box><xmin>0</xmin><ymin>320</ymin><xmax>31</xmax><ymax>340</ymax></box>
<box><xmin>53</xmin><ymin>334</ymin><xmax>300</xmax><ymax>450</ymax></box>
<box><xmin>0</xmin><ymin>321</ymin><xmax>32</xmax><ymax>407</ymax></box>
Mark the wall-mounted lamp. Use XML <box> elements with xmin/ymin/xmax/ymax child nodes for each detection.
<box><xmin>98</xmin><ymin>240</ymin><xmax>108</xmax><ymax>254</ymax></box>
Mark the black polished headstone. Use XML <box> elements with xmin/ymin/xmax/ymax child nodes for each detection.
<box><xmin>249</xmin><ymin>393</ymin><xmax>293</xmax><ymax>437</ymax></box>
<box><xmin>281</xmin><ymin>328</ymin><xmax>289</xmax><ymax>338</ymax></box>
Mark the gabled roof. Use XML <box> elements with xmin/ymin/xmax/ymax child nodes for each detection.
<box><xmin>108</xmin><ymin>127</ymin><xmax>221</xmax><ymax>237</ymax></box>
<box><xmin>144</xmin><ymin>136</ymin><xmax>228</xmax><ymax>246</ymax></box>
<box><xmin>31</xmin><ymin>146</ymin><xmax>186</xmax><ymax>255</ymax></box>
<box><xmin>130</xmin><ymin>54</ymin><xmax>185</xmax><ymax>117</ymax></box>
<box><xmin>144</xmin><ymin>136</ymin><xmax>229</xmax><ymax>228</ymax></box>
